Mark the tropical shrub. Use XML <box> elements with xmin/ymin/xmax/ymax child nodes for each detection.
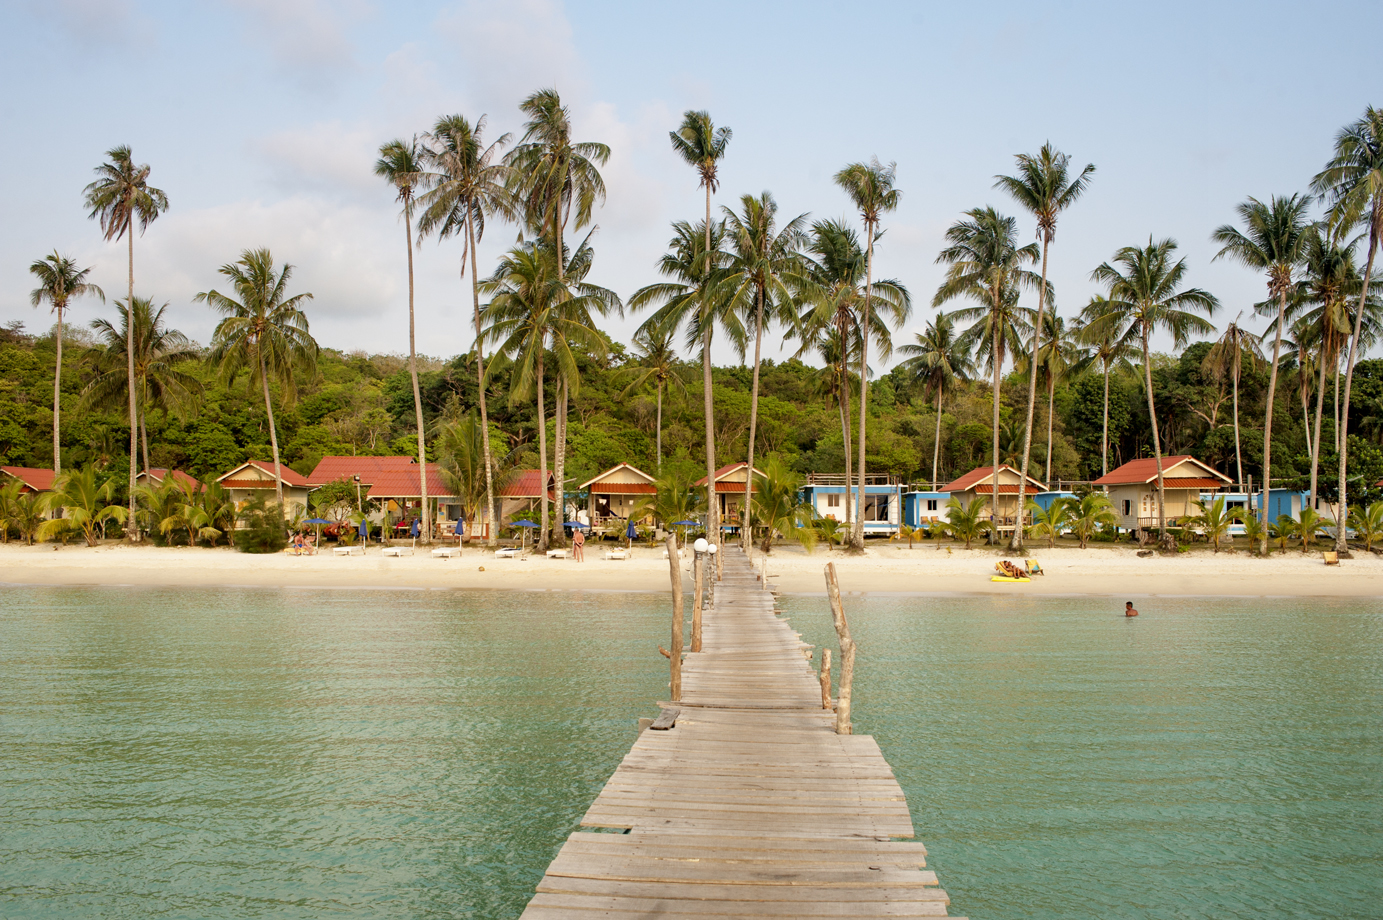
<box><xmin>38</xmin><ymin>466</ymin><xmax>127</xmax><ymax>546</ymax></box>
<box><xmin>1348</xmin><ymin>500</ymin><xmax>1383</xmax><ymax>552</ymax></box>
<box><xmin>1026</xmin><ymin>498</ymin><xmax>1072</xmax><ymax>549</ymax></box>
<box><xmin>1188</xmin><ymin>495</ymin><xmax>1240</xmax><ymax>553</ymax></box>
<box><xmin>235</xmin><ymin>492</ymin><xmax>287</xmax><ymax>554</ymax></box>
<box><xmin>1293</xmin><ymin>507</ymin><xmax>1330</xmax><ymax>553</ymax></box>
<box><xmin>945</xmin><ymin>496</ymin><xmax>992</xmax><ymax>550</ymax></box>
<box><xmin>1067</xmin><ymin>493</ymin><xmax>1118</xmax><ymax>549</ymax></box>
<box><xmin>751</xmin><ymin>457</ymin><xmax>816</xmax><ymax>554</ymax></box>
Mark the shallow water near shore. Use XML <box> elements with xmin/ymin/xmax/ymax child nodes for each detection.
<box><xmin>2</xmin><ymin>587</ymin><xmax>1380</xmax><ymax>919</ymax></box>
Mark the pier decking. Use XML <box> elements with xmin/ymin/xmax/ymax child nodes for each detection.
<box><xmin>519</xmin><ymin>549</ymin><xmax>961</xmax><ymax>918</ymax></box>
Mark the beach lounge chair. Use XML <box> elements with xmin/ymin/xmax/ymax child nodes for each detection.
<box><xmin>604</xmin><ymin>548</ymin><xmax>630</xmax><ymax>560</ymax></box>
<box><xmin>381</xmin><ymin>546</ymin><xmax>414</xmax><ymax>557</ymax></box>
<box><xmin>494</xmin><ymin>547</ymin><xmax>523</xmax><ymax>559</ymax></box>
<box><xmin>1323</xmin><ymin>551</ymin><xmax>1340</xmax><ymax>566</ymax></box>
<box><xmin>1026</xmin><ymin>559</ymin><xmax>1044</xmax><ymax>576</ymax></box>
<box><xmin>431</xmin><ymin>547</ymin><xmax>462</xmax><ymax>559</ymax></box>
<box><xmin>333</xmin><ymin>544</ymin><xmax>365</xmax><ymax>556</ymax></box>
<box><xmin>545</xmin><ymin>549</ymin><xmax>567</xmax><ymax>559</ymax></box>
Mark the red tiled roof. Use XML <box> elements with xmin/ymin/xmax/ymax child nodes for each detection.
<box><xmin>974</xmin><ymin>484</ymin><xmax>1026</xmax><ymax>494</ymax></box>
<box><xmin>1161</xmin><ymin>478</ymin><xmax>1230</xmax><ymax>489</ymax></box>
<box><xmin>141</xmin><ymin>468</ymin><xmax>201</xmax><ymax>489</ymax></box>
<box><xmin>580</xmin><ymin>463</ymin><xmax>655</xmax><ymax>490</ymax></box>
<box><xmin>589</xmin><ymin>482</ymin><xmax>657</xmax><ymax>494</ymax></box>
<box><xmin>366</xmin><ymin>467</ymin><xmax>453</xmax><ymax>499</ymax></box>
<box><xmin>500</xmin><ymin>469</ymin><xmax>556</xmax><ymax>499</ymax></box>
<box><xmin>1092</xmin><ymin>456</ymin><xmax>1230</xmax><ymax>486</ymax></box>
<box><xmin>217</xmin><ymin>461</ymin><xmax>311</xmax><ymax>488</ymax></box>
<box><xmin>941</xmin><ymin>465</ymin><xmax>1045</xmax><ymax>493</ymax></box>
<box><xmin>713</xmin><ymin>482</ymin><xmax>757</xmax><ymax>493</ymax></box>
<box><xmin>1</xmin><ymin>466</ymin><xmax>55</xmax><ymax>491</ymax></box>
<box><xmin>307</xmin><ymin>455</ymin><xmax>418</xmax><ymax>486</ymax></box>
<box><xmin>694</xmin><ymin>462</ymin><xmax>764</xmax><ymax>487</ymax></box>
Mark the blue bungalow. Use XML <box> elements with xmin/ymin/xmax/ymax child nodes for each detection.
<box><xmin>800</xmin><ymin>474</ymin><xmax>902</xmax><ymax>535</ymax></box>
<box><xmin>902</xmin><ymin>490</ymin><xmax>950</xmax><ymax>527</ymax></box>
<box><xmin>1031</xmin><ymin>490</ymin><xmax>1076</xmax><ymax>511</ymax></box>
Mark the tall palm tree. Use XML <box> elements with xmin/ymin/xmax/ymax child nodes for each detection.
<box><xmin>934</xmin><ymin>206</ymin><xmax>1041</xmax><ymax>526</ymax></box>
<box><xmin>505</xmin><ymin>90</ymin><xmax>609</xmax><ymax>543</ymax></box>
<box><xmin>85</xmin><ymin>297</ymin><xmax>200</xmax><ymax>477</ymax></box>
<box><xmin>29</xmin><ymin>253</ymin><xmax>103</xmax><ymax>473</ymax></box>
<box><xmin>995</xmin><ymin>143</ymin><xmax>1095</xmax><ymax>549</ymax></box>
<box><xmin>436</xmin><ymin>409</ymin><xmax>518</xmax><ymax>530</ymax></box>
<box><xmin>834</xmin><ymin>158</ymin><xmax>902</xmax><ymax>551</ymax></box>
<box><xmin>618</xmin><ymin>324</ymin><xmax>690</xmax><ymax>468</ymax></box>
<box><xmin>83</xmin><ymin>145</ymin><xmax>168</xmax><ymax>539</ymax></box>
<box><xmin>376</xmin><ymin>137</ymin><xmax>431</xmax><ymax>542</ymax></box>
<box><xmin>1212</xmin><ymin>193</ymin><xmax>1312</xmax><ymax>553</ymax></box>
<box><xmin>482</xmin><ymin>239</ymin><xmax>613</xmax><ymax>550</ymax></box>
<box><xmin>631</xmin><ymin>219</ymin><xmax>742</xmax><ymax>539</ymax></box>
<box><xmin>1312</xmin><ymin>107</ymin><xmax>1383</xmax><ymax>554</ymax></box>
<box><xmin>669</xmin><ymin>110</ymin><xmax>731</xmax><ymax>567</ymax></box>
<box><xmin>1201</xmin><ymin>315</ymin><xmax>1263</xmax><ymax>492</ymax></box>
<box><xmin>796</xmin><ymin>218</ymin><xmax>909</xmax><ymax>527</ymax></box>
<box><xmin>1077</xmin><ymin>296</ymin><xmax>1134</xmax><ymax>478</ymax></box>
<box><xmin>898</xmin><ymin>312</ymin><xmax>973</xmax><ymax>490</ymax></box>
<box><xmin>417</xmin><ymin>114</ymin><xmax>515</xmax><ymax>546</ymax></box>
<box><xmin>197</xmin><ymin>249</ymin><xmax>318</xmax><ymax>506</ymax></box>
<box><xmin>721</xmin><ymin>192</ymin><xmax>810</xmax><ymax>550</ymax></box>
<box><xmin>1089</xmin><ymin>238</ymin><xmax>1218</xmax><ymax>546</ymax></box>
<box><xmin>1025</xmin><ymin>311</ymin><xmax>1090</xmax><ymax>484</ymax></box>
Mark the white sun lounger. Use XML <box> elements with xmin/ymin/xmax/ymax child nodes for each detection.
<box><xmin>604</xmin><ymin>548</ymin><xmax>630</xmax><ymax>560</ymax></box>
<box><xmin>494</xmin><ymin>547</ymin><xmax>523</xmax><ymax>558</ymax></box>
<box><xmin>545</xmin><ymin>549</ymin><xmax>567</xmax><ymax>559</ymax></box>
<box><xmin>381</xmin><ymin>546</ymin><xmax>414</xmax><ymax>557</ymax></box>
<box><xmin>431</xmin><ymin>547</ymin><xmax>462</xmax><ymax>559</ymax></box>
<box><xmin>333</xmin><ymin>545</ymin><xmax>364</xmax><ymax>556</ymax></box>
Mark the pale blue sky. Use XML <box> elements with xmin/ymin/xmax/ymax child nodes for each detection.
<box><xmin>2</xmin><ymin>0</ymin><xmax>1379</xmax><ymax>364</ymax></box>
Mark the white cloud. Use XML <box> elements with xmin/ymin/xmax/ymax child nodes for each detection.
<box><xmin>223</xmin><ymin>0</ymin><xmax>368</xmax><ymax>87</ymax></box>
<box><xmin>27</xmin><ymin>0</ymin><xmax>136</xmax><ymax>49</ymax></box>
<box><xmin>433</xmin><ymin>0</ymin><xmax>583</xmax><ymax>112</ymax></box>
<box><xmin>255</xmin><ymin>120</ymin><xmax>384</xmax><ymax>202</ymax></box>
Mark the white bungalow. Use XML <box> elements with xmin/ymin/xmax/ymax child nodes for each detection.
<box><xmin>1094</xmin><ymin>455</ymin><xmax>1231</xmax><ymax>531</ymax></box>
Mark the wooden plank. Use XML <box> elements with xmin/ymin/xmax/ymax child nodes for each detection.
<box><xmin>650</xmin><ymin>707</ymin><xmax>679</xmax><ymax>731</ymax></box>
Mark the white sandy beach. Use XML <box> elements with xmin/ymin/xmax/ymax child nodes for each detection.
<box><xmin>1</xmin><ymin>540</ymin><xmax>1380</xmax><ymax>598</ymax></box>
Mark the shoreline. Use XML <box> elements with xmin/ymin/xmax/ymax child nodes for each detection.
<box><xmin>2</xmin><ymin>541</ymin><xmax>1380</xmax><ymax>598</ymax></box>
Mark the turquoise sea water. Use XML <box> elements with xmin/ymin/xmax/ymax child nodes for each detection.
<box><xmin>1</xmin><ymin>586</ymin><xmax>1380</xmax><ymax>919</ymax></box>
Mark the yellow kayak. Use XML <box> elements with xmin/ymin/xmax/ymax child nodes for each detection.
<box><xmin>990</xmin><ymin>575</ymin><xmax>1031</xmax><ymax>583</ymax></box>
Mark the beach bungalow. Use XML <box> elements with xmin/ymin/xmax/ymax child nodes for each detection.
<box><xmin>697</xmin><ymin>463</ymin><xmax>767</xmax><ymax>533</ymax></box>
<box><xmin>0</xmin><ymin>466</ymin><xmax>55</xmax><ymax>495</ymax></box>
<box><xmin>363</xmin><ymin>464</ymin><xmax>456</xmax><ymax>533</ymax></box>
<box><xmin>941</xmin><ymin>465</ymin><xmax>1047</xmax><ymax>531</ymax></box>
<box><xmin>1094</xmin><ymin>455</ymin><xmax>1230</xmax><ymax>532</ymax></box>
<box><xmin>902</xmin><ymin>488</ymin><xmax>950</xmax><ymax>527</ymax></box>
<box><xmin>801</xmin><ymin>473</ymin><xmax>901</xmax><ymax>535</ymax></box>
<box><xmin>582</xmin><ymin>463</ymin><xmax>657</xmax><ymax>527</ymax></box>
<box><xmin>495</xmin><ymin>469</ymin><xmax>558</xmax><ymax>529</ymax></box>
<box><xmin>215</xmin><ymin>461</ymin><xmax>311</xmax><ymax>517</ymax></box>
<box><xmin>135</xmin><ymin>468</ymin><xmax>201</xmax><ymax>491</ymax></box>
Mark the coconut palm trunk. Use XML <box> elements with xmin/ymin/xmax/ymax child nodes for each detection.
<box><xmin>1045</xmin><ymin>372</ymin><xmax>1056</xmax><ymax>485</ymax></box>
<box><xmin>741</xmin><ymin>288</ymin><xmax>765</xmax><ymax>551</ymax></box>
<box><xmin>1258</xmin><ymin>288</ymin><xmax>1288</xmax><ymax>554</ymax></box>
<box><xmin>852</xmin><ymin>229</ymin><xmax>874</xmax><ymax>550</ymax></box>
<box><xmin>1335</xmin><ymin>232</ymin><xmax>1378</xmax><ymax>552</ymax></box>
<box><xmin>259</xmin><ymin>349</ymin><xmax>285</xmax><ymax>506</ymax></box>
<box><xmin>931</xmin><ymin>383</ymin><xmax>943</xmax><ymax>491</ymax></box>
<box><xmin>656</xmin><ymin>380</ymin><xmax>663</xmax><ymax>467</ymax></box>
<box><xmin>1140</xmin><ymin>328</ymin><xmax>1168</xmax><ymax>541</ymax></box>
<box><xmin>466</xmin><ymin>214</ymin><xmax>498</xmax><ymax>546</ymax></box>
<box><xmin>989</xmin><ymin>313</ymin><xmax>1001</xmax><ymax>530</ymax></box>
<box><xmin>126</xmin><ymin>228</ymin><xmax>138</xmax><ymax>537</ymax></box>
<box><xmin>535</xmin><ymin>348</ymin><xmax>550</xmax><ymax>548</ymax></box>
<box><xmin>53</xmin><ymin>307</ymin><xmax>63</xmax><ymax>474</ymax></box>
<box><xmin>1232</xmin><ymin>354</ymin><xmax>1244</xmax><ymax>492</ymax></box>
<box><xmin>1101</xmin><ymin>356</ymin><xmax>1111</xmax><ymax>478</ymax></box>
<box><xmin>702</xmin><ymin>185</ymin><xmax>721</xmax><ymax>578</ymax></box>
<box><xmin>404</xmin><ymin>199</ymin><xmax>430</xmax><ymax>543</ymax></box>
<box><xmin>554</xmin><ymin>380</ymin><xmax>567</xmax><ymax>542</ymax></box>
<box><xmin>839</xmin><ymin>329</ymin><xmax>853</xmax><ymax>526</ymax></box>
<box><xmin>1311</xmin><ymin>351</ymin><xmax>1328</xmax><ymax>509</ymax></box>
<box><xmin>1012</xmin><ymin>237</ymin><xmax>1050</xmax><ymax>548</ymax></box>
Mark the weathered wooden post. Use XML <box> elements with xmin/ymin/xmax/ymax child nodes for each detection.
<box><xmin>819</xmin><ymin>647</ymin><xmax>832</xmax><ymax>710</ymax></box>
<box><xmin>667</xmin><ymin>534</ymin><xmax>684</xmax><ymax>701</ymax></box>
<box><xmin>691</xmin><ymin>540</ymin><xmax>706</xmax><ymax>653</ymax></box>
<box><xmin>824</xmin><ymin>562</ymin><xmax>854</xmax><ymax>734</ymax></box>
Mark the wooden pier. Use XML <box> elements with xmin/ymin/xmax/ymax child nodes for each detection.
<box><xmin>519</xmin><ymin>548</ymin><xmax>962</xmax><ymax>919</ymax></box>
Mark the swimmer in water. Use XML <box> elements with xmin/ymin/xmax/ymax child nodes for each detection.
<box><xmin>1125</xmin><ymin>602</ymin><xmax>1139</xmax><ymax>617</ymax></box>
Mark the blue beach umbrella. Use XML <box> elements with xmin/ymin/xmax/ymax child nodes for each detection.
<box><xmin>304</xmin><ymin>517</ymin><xmax>330</xmax><ymax>544</ymax></box>
<box><xmin>512</xmin><ymin>518</ymin><xmax>539</xmax><ymax>551</ymax></box>
<box><xmin>410</xmin><ymin>518</ymin><xmax>420</xmax><ymax>538</ymax></box>
<box><xmin>358</xmin><ymin>516</ymin><xmax>369</xmax><ymax>541</ymax></box>
<box><xmin>626</xmin><ymin>520</ymin><xmax>639</xmax><ymax>540</ymax></box>
<box><xmin>671</xmin><ymin>520</ymin><xmax>699</xmax><ymax>527</ymax></box>
<box><xmin>565</xmin><ymin>521</ymin><xmax>589</xmax><ymax>528</ymax></box>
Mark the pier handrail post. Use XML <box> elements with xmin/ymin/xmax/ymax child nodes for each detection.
<box><xmin>825</xmin><ymin>562</ymin><xmax>854</xmax><ymax>734</ymax></box>
<box><xmin>667</xmin><ymin>534</ymin><xmax>684</xmax><ymax>701</ymax></box>
<box><xmin>691</xmin><ymin>541</ymin><xmax>706</xmax><ymax>653</ymax></box>
<box><xmin>819</xmin><ymin>647</ymin><xmax>833</xmax><ymax>710</ymax></box>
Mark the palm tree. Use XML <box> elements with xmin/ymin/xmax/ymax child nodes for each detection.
<box><xmin>631</xmin><ymin>219</ymin><xmax>741</xmax><ymax>539</ymax></box>
<box><xmin>1293</xmin><ymin>506</ymin><xmax>1331</xmax><ymax>553</ymax></box>
<box><xmin>1026</xmin><ymin>497</ymin><xmax>1072</xmax><ymax>549</ymax></box>
<box><xmin>630</xmin><ymin>470</ymin><xmax>706</xmax><ymax>539</ymax></box>
<box><xmin>1269</xmin><ymin>515</ymin><xmax>1293</xmax><ymax>554</ymax></box>
<box><xmin>482</xmin><ymin>239</ymin><xmax>612</xmax><ymax>549</ymax></box>
<box><xmin>1212</xmin><ymin>193</ymin><xmax>1312</xmax><ymax>554</ymax></box>
<box><xmin>1077</xmin><ymin>296</ymin><xmax>1135</xmax><ymax>479</ymax></box>
<box><xmin>945</xmin><ymin>496</ymin><xmax>993</xmax><ymax>550</ymax></box>
<box><xmin>721</xmin><ymin>192</ymin><xmax>810</xmax><ymax>550</ymax></box>
<box><xmin>995</xmin><ymin>144</ymin><xmax>1096</xmax><ymax>551</ymax></box>
<box><xmin>1188</xmin><ymin>495</ymin><xmax>1240</xmax><ymax>553</ymax></box>
<box><xmin>1312</xmin><ymin>108</ymin><xmax>1383</xmax><ymax>553</ymax></box>
<box><xmin>750</xmin><ymin>456</ymin><xmax>816</xmax><ymax>554</ymax></box>
<box><xmin>38</xmin><ymin>466</ymin><xmax>126</xmax><ymax>546</ymax></box>
<box><xmin>1025</xmin><ymin>311</ymin><xmax>1090</xmax><ymax>484</ymax></box>
<box><xmin>1201</xmin><ymin>315</ymin><xmax>1264</xmax><ymax>492</ymax></box>
<box><xmin>85</xmin><ymin>297</ymin><xmax>201</xmax><ymax>478</ymax></box>
<box><xmin>835</xmin><ymin>158</ymin><xmax>902</xmax><ymax>551</ymax></box>
<box><xmin>29</xmin><ymin>253</ymin><xmax>103</xmax><ymax>473</ymax></box>
<box><xmin>197</xmin><ymin>249</ymin><xmax>318</xmax><ymax>506</ymax></box>
<box><xmin>376</xmin><ymin>137</ymin><xmax>431</xmax><ymax>543</ymax></box>
<box><xmin>669</xmin><ymin>110</ymin><xmax>732</xmax><ymax>567</ymax></box>
<box><xmin>618</xmin><ymin>324</ymin><xmax>690</xmax><ymax>468</ymax></box>
<box><xmin>1088</xmin><ymin>238</ymin><xmax>1218</xmax><ymax>547</ymax></box>
<box><xmin>1067</xmin><ymin>492</ymin><xmax>1117</xmax><ymax>548</ymax></box>
<box><xmin>898</xmin><ymin>312</ymin><xmax>973</xmax><ymax>490</ymax></box>
<box><xmin>417</xmin><ymin>114</ymin><xmax>515</xmax><ymax>546</ymax></box>
<box><xmin>436</xmin><ymin>409</ymin><xmax>518</xmax><ymax>530</ymax></box>
<box><xmin>1349</xmin><ymin>499</ymin><xmax>1383</xmax><ymax>552</ymax></box>
<box><xmin>83</xmin><ymin>146</ymin><xmax>169</xmax><ymax>539</ymax></box>
<box><xmin>934</xmin><ymin>206</ymin><xmax>1042</xmax><ymax>526</ymax></box>
<box><xmin>797</xmin><ymin>218</ymin><xmax>909</xmax><ymax>515</ymax></box>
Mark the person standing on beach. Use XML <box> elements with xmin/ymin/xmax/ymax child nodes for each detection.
<box><xmin>1125</xmin><ymin>602</ymin><xmax>1139</xmax><ymax>617</ymax></box>
<box><xmin>573</xmin><ymin>527</ymin><xmax>585</xmax><ymax>562</ymax></box>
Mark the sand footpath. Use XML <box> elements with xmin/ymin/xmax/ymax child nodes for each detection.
<box><xmin>1</xmin><ymin>541</ymin><xmax>1380</xmax><ymax>598</ymax></box>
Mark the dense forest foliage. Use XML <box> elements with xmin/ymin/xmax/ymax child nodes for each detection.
<box><xmin>4</xmin><ymin>318</ymin><xmax>1381</xmax><ymax>505</ymax></box>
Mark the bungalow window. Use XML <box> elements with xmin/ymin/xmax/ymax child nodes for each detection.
<box><xmin>826</xmin><ymin>494</ymin><xmax>840</xmax><ymax>508</ymax></box>
<box><xmin>926</xmin><ymin>499</ymin><xmax>938</xmax><ymax>511</ymax></box>
<box><xmin>1123</xmin><ymin>499</ymin><xmax>1131</xmax><ymax>516</ymax></box>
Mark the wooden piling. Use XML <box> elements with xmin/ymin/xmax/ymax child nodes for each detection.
<box><xmin>819</xmin><ymin>647</ymin><xmax>832</xmax><ymax>710</ymax></box>
<box><xmin>825</xmin><ymin>562</ymin><xmax>854</xmax><ymax>735</ymax></box>
<box><xmin>691</xmin><ymin>550</ymin><xmax>704</xmax><ymax>653</ymax></box>
<box><xmin>666</xmin><ymin>534</ymin><xmax>684</xmax><ymax>701</ymax></box>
